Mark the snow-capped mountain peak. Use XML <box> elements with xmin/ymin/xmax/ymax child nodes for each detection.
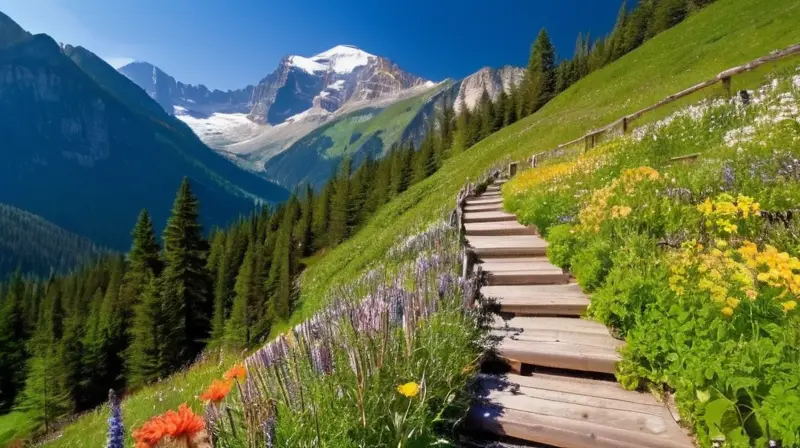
<box><xmin>287</xmin><ymin>55</ymin><xmax>327</xmax><ymax>74</ymax></box>
<box><xmin>311</xmin><ymin>45</ymin><xmax>375</xmax><ymax>73</ymax></box>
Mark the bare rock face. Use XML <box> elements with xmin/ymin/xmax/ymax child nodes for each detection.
<box><xmin>246</xmin><ymin>45</ymin><xmax>429</xmax><ymax>124</ymax></box>
<box><xmin>118</xmin><ymin>61</ymin><xmax>254</xmax><ymax>116</ymax></box>
<box><xmin>454</xmin><ymin>66</ymin><xmax>524</xmax><ymax>113</ymax></box>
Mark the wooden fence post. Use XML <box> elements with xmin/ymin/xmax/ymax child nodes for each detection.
<box><xmin>508</xmin><ymin>161</ymin><xmax>518</xmax><ymax>178</ymax></box>
<box><xmin>721</xmin><ymin>76</ymin><xmax>732</xmax><ymax>98</ymax></box>
<box><xmin>462</xmin><ymin>249</ymin><xmax>475</xmax><ymax>279</ymax></box>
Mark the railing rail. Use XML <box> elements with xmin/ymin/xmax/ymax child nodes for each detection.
<box><xmin>523</xmin><ymin>43</ymin><xmax>800</xmax><ymax>170</ymax></box>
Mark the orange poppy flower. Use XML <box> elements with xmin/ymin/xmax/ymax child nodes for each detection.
<box><xmin>133</xmin><ymin>404</ymin><xmax>204</xmax><ymax>447</ymax></box>
<box><xmin>223</xmin><ymin>363</ymin><xmax>247</xmax><ymax>381</ymax></box>
<box><xmin>199</xmin><ymin>379</ymin><xmax>232</xmax><ymax>405</ymax></box>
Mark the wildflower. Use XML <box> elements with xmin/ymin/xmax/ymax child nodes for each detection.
<box><xmin>397</xmin><ymin>382</ymin><xmax>420</xmax><ymax>398</ymax></box>
<box><xmin>783</xmin><ymin>300</ymin><xmax>797</xmax><ymax>312</ymax></box>
<box><xmin>223</xmin><ymin>364</ymin><xmax>247</xmax><ymax>382</ymax></box>
<box><xmin>106</xmin><ymin>390</ymin><xmax>124</xmax><ymax>448</ymax></box>
<box><xmin>721</xmin><ymin>307</ymin><xmax>734</xmax><ymax>317</ymax></box>
<box><xmin>199</xmin><ymin>379</ymin><xmax>232</xmax><ymax>405</ymax></box>
<box><xmin>133</xmin><ymin>404</ymin><xmax>204</xmax><ymax>448</ymax></box>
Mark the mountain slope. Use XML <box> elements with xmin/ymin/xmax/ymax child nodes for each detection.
<box><xmin>0</xmin><ymin>203</ymin><xmax>105</xmax><ymax>278</ymax></box>
<box><xmin>0</xmin><ymin>15</ymin><xmax>289</xmax><ymax>250</ymax></box>
<box><xmin>261</xmin><ymin>83</ymin><xmax>445</xmax><ymax>187</ymax></box>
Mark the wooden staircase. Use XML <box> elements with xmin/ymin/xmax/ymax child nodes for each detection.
<box><xmin>464</xmin><ymin>178</ymin><xmax>693</xmax><ymax>448</ymax></box>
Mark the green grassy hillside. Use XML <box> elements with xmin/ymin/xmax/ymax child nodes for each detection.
<box><xmin>286</xmin><ymin>0</ymin><xmax>800</xmax><ymax>328</ymax></box>
<box><xmin>262</xmin><ymin>85</ymin><xmax>444</xmax><ymax>187</ymax></box>
<box><xmin>32</xmin><ymin>0</ymin><xmax>800</xmax><ymax>445</ymax></box>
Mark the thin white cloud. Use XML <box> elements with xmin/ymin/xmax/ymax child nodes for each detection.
<box><xmin>105</xmin><ymin>57</ymin><xmax>135</xmax><ymax>69</ymax></box>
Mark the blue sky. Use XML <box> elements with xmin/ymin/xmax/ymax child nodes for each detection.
<box><xmin>0</xmin><ymin>0</ymin><xmax>625</xmax><ymax>90</ymax></box>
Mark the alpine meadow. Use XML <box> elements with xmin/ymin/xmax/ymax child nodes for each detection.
<box><xmin>1</xmin><ymin>0</ymin><xmax>800</xmax><ymax>447</ymax></box>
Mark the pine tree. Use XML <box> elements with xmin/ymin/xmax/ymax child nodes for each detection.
<box><xmin>328</xmin><ymin>159</ymin><xmax>351</xmax><ymax>245</ymax></box>
<box><xmin>477</xmin><ymin>89</ymin><xmax>495</xmax><ymax>139</ymax></box>
<box><xmin>451</xmin><ymin>106</ymin><xmax>472</xmax><ymax>155</ymax></box>
<box><xmin>622</xmin><ymin>0</ymin><xmax>653</xmax><ymax>52</ymax></box>
<box><xmin>80</xmin><ymin>287</ymin><xmax>108</xmax><ymax>407</ymax></box>
<box><xmin>609</xmin><ymin>0</ymin><xmax>630</xmax><ymax>60</ymax></box>
<box><xmin>160</xmin><ymin>178</ymin><xmax>212</xmax><ymax>366</ymax></box>
<box><xmin>364</xmin><ymin>159</ymin><xmax>391</xmax><ymax>215</ymax></box>
<box><xmin>295</xmin><ymin>185</ymin><xmax>315</xmax><ymax>256</ymax></box>
<box><xmin>312</xmin><ymin>183</ymin><xmax>332</xmax><ymax>249</ymax></box>
<box><xmin>505</xmin><ymin>82</ymin><xmax>519</xmax><ymax>126</ymax></box>
<box><xmin>16</xmin><ymin>276</ymin><xmax>71</xmax><ymax>427</ymax></box>
<box><xmin>648</xmin><ymin>0</ymin><xmax>687</xmax><ymax>37</ymax></box>
<box><xmin>97</xmin><ymin>256</ymin><xmax>126</xmax><ymax>393</ymax></box>
<box><xmin>437</xmin><ymin>101</ymin><xmax>456</xmax><ymax>155</ymax></box>
<box><xmin>521</xmin><ymin>28</ymin><xmax>556</xmax><ymax>116</ymax></box>
<box><xmin>125</xmin><ymin>275</ymin><xmax>163</xmax><ymax>389</ymax></box>
<box><xmin>0</xmin><ymin>271</ymin><xmax>28</xmax><ymax>411</ymax></box>
<box><xmin>225</xmin><ymin>241</ymin><xmax>258</xmax><ymax>348</ymax></box>
<box><xmin>15</xmin><ymin>347</ymin><xmax>71</xmax><ymax>431</ymax></box>
<box><xmin>495</xmin><ymin>89</ymin><xmax>508</xmax><ymax>131</ymax></box>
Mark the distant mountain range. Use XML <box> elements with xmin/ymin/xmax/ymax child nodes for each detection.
<box><xmin>0</xmin><ymin>11</ymin><xmax>289</xmax><ymax>250</ymax></box>
<box><xmin>119</xmin><ymin>49</ymin><xmax>523</xmax><ymax>188</ymax></box>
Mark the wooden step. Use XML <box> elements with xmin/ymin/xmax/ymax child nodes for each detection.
<box><xmin>466</xmin><ymin>196</ymin><xmax>503</xmax><ymax>205</ymax></box>
<box><xmin>467</xmin><ymin>235</ymin><xmax>547</xmax><ymax>258</ymax></box>
<box><xmin>464</xmin><ymin>221</ymin><xmax>537</xmax><ymax>237</ymax></box>
<box><xmin>464</xmin><ymin>211</ymin><xmax>518</xmax><ymax>223</ymax></box>
<box><xmin>483</xmin><ymin>284</ymin><xmax>588</xmax><ymax>316</ymax></box>
<box><xmin>492</xmin><ymin>316</ymin><xmax>604</xmax><ymax>334</ymax></box>
<box><xmin>470</xmin><ymin>373</ymin><xmax>693</xmax><ymax>448</ymax></box>
<box><xmin>465</xmin><ymin>203</ymin><xmax>504</xmax><ymax>213</ymax></box>
<box><xmin>480</xmin><ymin>257</ymin><xmax>570</xmax><ymax>286</ymax></box>
<box><xmin>496</xmin><ymin>317</ymin><xmax>622</xmax><ymax>374</ymax></box>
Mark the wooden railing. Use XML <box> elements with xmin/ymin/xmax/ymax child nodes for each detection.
<box><xmin>523</xmin><ymin>42</ymin><xmax>800</xmax><ymax>169</ymax></box>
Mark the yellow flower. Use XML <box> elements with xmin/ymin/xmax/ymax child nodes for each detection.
<box><xmin>726</xmin><ymin>297</ymin><xmax>740</xmax><ymax>308</ymax></box>
<box><xmin>783</xmin><ymin>300</ymin><xmax>797</xmax><ymax>312</ymax></box>
<box><xmin>697</xmin><ymin>198</ymin><xmax>713</xmax><ymax>216</ymax></box>
<box><xmin>397</xmin><ymin>382</ymin><xmax>420</xmax><ymax>398</ymax></box>
<box><xmin>721</xmin><ymin>306</ymin><xmax>734</xmax><ymax>317</ymax></box>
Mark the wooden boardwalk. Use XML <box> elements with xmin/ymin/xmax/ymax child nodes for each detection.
<box><xmin>465</xmin><ymin>179</ymin><xmax>693</xmax><ymax>448</ymax></box>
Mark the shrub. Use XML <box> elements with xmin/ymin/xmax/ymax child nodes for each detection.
<box><xmin>546</xmin><ymin>224</ymin><xmax>578</xmax><ymax>269</ymax></box>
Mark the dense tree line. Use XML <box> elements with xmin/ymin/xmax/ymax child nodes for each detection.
<box><xmin>0</xmin><ymin>0</ymin><xmax>715</xmax><ymax>433</ymax></box>
<box><xmin>0</xmin><ymin>204</ymin><xmax>105</xmax><ymax>278</ymax></box>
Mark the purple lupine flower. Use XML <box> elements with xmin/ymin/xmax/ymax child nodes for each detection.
<box><xmin>722</xmin><ymin>164</ymin><xmax>736</xmax><ymax>190</ymax></box>
<box><xmin>262</xmin><ymin>402</ymin><xmax>277</xmax><ymax>448</ymax></box>
<box><xmin>105</xmin><ymin>390</ymin><xmax>124</xmax><ymax>448</ymax></box>
<box><xmin>311</xmin><ymin>342</ymin><xmax>334</xmax><ymax>375</ymax></box>
<box><xmin>438</xmin><ymin>272</ymin><xmax>454</xmax><ymax>298</ymax></box>
<box><xmin>387</xmin><ymin>286</ymin><xmax>406</xmax><ymax>326</ymax></box>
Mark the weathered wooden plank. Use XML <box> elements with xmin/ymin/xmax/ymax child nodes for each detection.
<box><xmin>467</xmin><ymin>235</ymin><xmax>548</xmax><ymax>257</ymax></box>
<box><xmin>492</xmin><ymin>316</ymin><xmax>604</xmax><ymax>335</ymax></box>
<box><xmin>485</xmin><ymin>285</ymin><xmax>589</xmax><ymax>316</ymax></box>
<box><xmin>497</xmin><ymin>373</ymin><xmax>663</xmax><ymax>407</ymax></box>
<box><xmin>470</xmin><ymin>405</ymin><xmax>691</xmax><ymax>448</ymax></box>
<box><xmin>466</xmin><ymin>203</ymin><xmax>505</xmax><ymax>212</ymax></box>
<box><xmin>464</xmin><ymin>221</ymin><xmax>537</xmax><ymax>236</ymax></box>
<box><xmin>492</xmin><ymin>329</ymin><xmax>622</xmax><ymax>350</ymax></box>
<box><xmin>471</xmin><ymin>374</ymin><xmax>693</xmax><ymax>448</ymax></box>
<box><xmin>479</xmin><ymin>257</ymin><xmax>560</xmax><ymax>272</ymax></box>
<box><xmin>467</xmin><ymin>196</ymin><xmax>504</xmax><ymax>205</ymax></box>
<box><xmin>464</xmin><ymin>211</ymin><xmax>518</xmax><ymax>223</ymax></box>
<box><xmin>498</xmin><ymin>338</ymin><xmax>619</xmax><ymax>374</ymax></box>
<box><xmin>487</xmin><ymin>271</ymin><xmax>571</xmax><ymax>286</ymax></box>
